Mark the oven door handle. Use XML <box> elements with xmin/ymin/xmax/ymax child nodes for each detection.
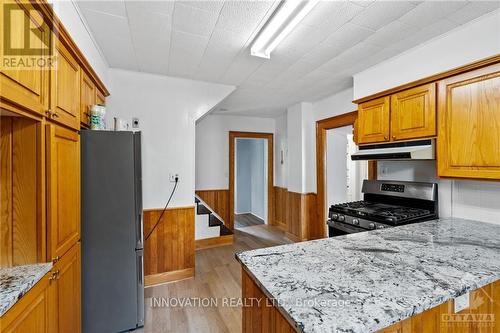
<box><xmin>328</xmin><ymin>220</ymin><xmax>366</xmax><ymax>234</ymax></box>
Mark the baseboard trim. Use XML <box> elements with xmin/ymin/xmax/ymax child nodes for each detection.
<box><xmin>195</xmin><ymin>234</ymin><xmax>234</xmax><ymax>250</ymax></box>
<box><xmin>144</xmin><ymin>268</ymin><xmax>194</xmax><ymax>287</ymax></box>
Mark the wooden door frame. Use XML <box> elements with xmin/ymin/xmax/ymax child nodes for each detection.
<box><xmin>315</xmin><ymin>111</ymin><xmax>377</xmax><ymax>238</ymax></box>
<box><xmin>229</xmin><ymin>131</ymin><xmax>274</xmax><ymax>230</ymax></box>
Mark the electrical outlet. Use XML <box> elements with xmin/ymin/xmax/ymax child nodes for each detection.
<box><xmin>454</xmin><ymin>292</ymin><xmax>470</xmax><ymax>313</ymax></box>
<box><xmin>132</xmin><ymin>117</ymin><xmax>139</xmax><ymax>128</ymax></box>
<box><xmin>169</xmin><ymin>173</ymin><xmax>179</xmax><ymax>183</ymax></box>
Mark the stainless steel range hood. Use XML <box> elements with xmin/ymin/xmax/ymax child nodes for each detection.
<box><xmin>351</xmin><ymin>139</ymin><xmax>435</xmax><ymax>161</ymax></box>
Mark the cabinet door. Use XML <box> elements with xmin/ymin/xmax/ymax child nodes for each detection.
<box><xmin>48</xmin><ymin>242</ymin><xmax>81</xmax><ymax>333</ymax></box>
<box><xmin>390</xmin><ymin>83</ymin><xmax>436</xmax><ymax>141</ymax></box>
<box><xmin>96</xmin><ymin>89</ymin><xmax>106</xmax><ymax>106</ymax></box>
<box><xmin>80</xmin><ymin>70</ymin><xmax>95</xmax><ymax>127</ymax></box>
<box><xmin>46</xmin><ymin>124</ymin><xmax>80</xmax><ymax>260</ymax></box>
<box><xmin>357</xmin><ymin>96</ymin><xmax>390</xmax><ymax>144</ymax></box>
<box><xmin>49</xmin><ymin>39</ymin><xmax>80</xmax><ymax>129</ymax></box>
<box><xmin>437</xmin><ymin>63</ymin><xmax>500</xmax><ymax>180</ymax></box>
<box><xmin>0</xmin><ymin>273</ymin><xmax>50</xmax><ymax>333</ymax></box>
<box><xmin>0</xmin><ymin>1</ymin><xmax>50</xmax><ymax>115</ymax></box>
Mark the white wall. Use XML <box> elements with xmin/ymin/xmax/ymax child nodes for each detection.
<box><xmin>274</xmin><ymin>113</ymin><xmax>287</xmax><ymax>188</ymax></box>
<box><xmin>106</xmin><ymin>69</ymin><xmax>234</xmax><ymax>209</ymax></box>
<box><xmin>353</xmin><ymin>10</ymin><xmax>500</xmax><ymax>99</ymax></box>
<box><xmin>50</xmin><ymin>0</ymin><xmax>109</xmax><ymax>86</ymax></box>
<box><xmin>195</xmin><ymin>114</ymin><xmax>275</xmax><ymax>190</ymax></box>
<box><xmin>326</xmin><ymin>126</ymin><xmax>351</xmax><ymax>206</ymax></box>
<box><xmin>235</xmin><ymin>138</ymin><xmax>267</xmax><ymax>220</ymax></box>
<box><xmin>354</xmin><ymin>12</ymin><xmax>500</xmax><ymax>225</ymax></box>
<box><xmin>236</xmin><ymin>139</ymin><xmax>252</xmax><ymax>214</ymax></box>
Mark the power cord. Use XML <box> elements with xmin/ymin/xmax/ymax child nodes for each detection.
<box><xmin>145</xmin><ymin>176</ymin><xmax>179</xmax><ymax>241</ymax></box>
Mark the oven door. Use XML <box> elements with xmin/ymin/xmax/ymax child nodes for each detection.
<box><xmin>327</xmin><ymin>220</ymin><xmax>366</xmax><ymax>237</ymax></box>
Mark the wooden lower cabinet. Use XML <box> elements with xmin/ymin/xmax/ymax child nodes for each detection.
<box><xmin>0</xmin><ymin>272</ymin><xmax>51</xmax><ymax>333</ymax></box>
<box><xmin>48</xmin><ymin>242</ymin><xmax>81</xmax><ymax>333</ymax></box>
<box><xmin>242</xmin><ymin>268</ymin><xmax>500</xmax><ymax>333</ymax></box>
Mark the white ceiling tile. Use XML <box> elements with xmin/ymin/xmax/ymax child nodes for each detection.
<box><xmin>364</xmin><ymin>20</ymin><xmax>418</xmax><ymax>47</ymax></box>
<box><xmin>125</xmin><ymin>1</ymin><xmax>174</xmax><ymax>22</ymax></box>
<box><xmin>447</xmin><ymin>1</ymin><xmax>500</xmax><ymax>25</ymax></box>
<box><xmin>77</xmin><ymin>0</ymin><xmax>127</xmax><ymax>18</ymax></box>
<box><xmin>168</xmin><ymin>30</ymin><xmax>209</xmax><ymax>77</ymax></box>
<box><xmin>216</xmin><ymin>1</ymin><xmax>275</xmax><ymax>34</ymax></box>
<box><xmin>173</xmin><ymin>3</ymin><xmax>219</xmax><ymax>36</ymax></box>
<box><xmin>274</xmin><ymin>24</ymin><xmax>330</xmax><ymax>59</ymax></box>
<box><xmin>301</xmin><ymin>1</ymin><xmax>365</xmax><ymax>34</ymax></box>
<box><xmin>81</xmin><ymin>8</ymin><xmax>137</xmax><ymax>70</ymax></box>
<box><xmin>322</xmin><ymin>22</ymin><xmax>374</xmax><ymax>50</ymax></box>
<box><xmin>219</xmin><ymin>53</ymin><xmax>265</xmax><ymax>85</ymax></box>
<box><xmin>350</xmin><ymin>1</ymin><xmax>417</xmax><ymax>30</ymax></box>
<box><xmin>177</xmin><ymin>0</ymin><xmax>225</xmax><ymax>13</ymax></box>
<box><xmin>398</xmin><ymin>1</ymin><xmax>468</xmax><ymax>28</ymax></box>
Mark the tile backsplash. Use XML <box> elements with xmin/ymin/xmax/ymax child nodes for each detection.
<box><xmin>377</xmin><ymin>161</ymin><xmax>500</xmax><ymax>225</ymax></box>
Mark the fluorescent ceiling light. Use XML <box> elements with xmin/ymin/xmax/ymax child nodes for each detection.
<box><xmin>251</xmin><ymin>0</ymin><xmax>319</xmax><ymax>59</ymax></box>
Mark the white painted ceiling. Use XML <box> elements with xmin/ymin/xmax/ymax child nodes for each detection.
<box><xmin>76</xmin><ymin>0</ymin><xmax>500</xmax><ymax>117</ymax></box>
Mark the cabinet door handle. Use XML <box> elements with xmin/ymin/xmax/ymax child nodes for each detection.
<box><xmin>45</xmin><ymin>109</ymin><xmax>53</xmax><ymax>117</ymax></box>
<box><xmin>52</xmin><ymin>256</ymin><xmax>60</xmax><ymax>263</ymax></box>
<box><xmin>392</xmin><ymin>135</ymin><xmax>396</xmax><ymax>140</ymax></box>
<box><xmin>52</xmin><ymin>112</ymin><xmax>60</xmax><ymax>118</ymax></box>
<box><xmin>49</xmin><ymin>270</ymin><xmax>59</xmax><ymax>280</ymax></box>
<box><xmin>384</xmin><ymin>136</ymin><xmax>388</xmax><ymax>140</ymax></box>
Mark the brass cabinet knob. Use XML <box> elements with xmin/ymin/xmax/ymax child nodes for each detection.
<box><xmin>52</xmin><ymin>256</ymin><xmax>60</xmax><ymax>263</ymax></box>
<box><xmin>49</xmin><ymin>270</ymin><xmax>59</xmax><ymax>280</ymax></box>
<box><xmin>392</xmin><ymin>135</ymin><xmax>396</xmax><ymax>140</ymax></box>
<box><xmin>45</xmin><ymin>109</ymin><xmax>53</xmax><ymax>117</ymax></box>
<box><xmin>52</xmin><ymin>112</ymin><xmax>60</xmax><ymax>118</ymax></box>
<box><xmin>384</xmin><ymin>136</ymin><xmax>388</xmax><ymax>140</ymax></box>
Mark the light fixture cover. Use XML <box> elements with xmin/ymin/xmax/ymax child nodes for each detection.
<box><xmin>251</xmin><ymin>0</ymin><xmax>319</xmax><ymax>59</ymax></box>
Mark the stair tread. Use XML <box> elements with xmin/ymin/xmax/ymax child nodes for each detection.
<box><xmin>220</xmin><ymin>225</ymin><xmax>233</xmax><ymax>236</ymax></box>
<box><xmin>209</xmin><ymin>215</ymin><xmax>223</xmax><ymax>227</ymax></box>
<box><xmin>197</xmin><ymin>204</ymin><xmax>211</xmax><ymax>215</ymax></box>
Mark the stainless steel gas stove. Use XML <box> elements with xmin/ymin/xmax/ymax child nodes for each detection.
<box><xmin>327</xmin><ymin>180</ymin><xmax>438</xmax><ymax>236</ymax></box>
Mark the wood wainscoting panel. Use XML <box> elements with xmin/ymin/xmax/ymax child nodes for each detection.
<box><xmin>143</xmin><ymin>206</ymin><xmax>195</xmax><ymax>286</ymax></box>
<box><xmin>195</xmin><ymin>189</ymin><xmax>229</xmax><ymax>224</ymax></box>
<box><xmin>284</xmin><ymin>191</ymin><xmax>317</xmax><ymax>242</ymax></box>
<box><xmin>273</xmin><ymin>187</ymin><xmax>287</xmax><ymax>230</ymax></box>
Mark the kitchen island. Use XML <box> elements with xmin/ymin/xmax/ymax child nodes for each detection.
<box><xmin>236</xmin><ymin>218</ymin><xmax>500</xmax><ymax>333</ymax></box>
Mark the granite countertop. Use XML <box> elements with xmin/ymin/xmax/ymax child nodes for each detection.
<box><xmin>0</xmin><ymin>263</ymin><xmax>53</xmax><ymax>316</ymax></box>
<box><xmin>236</xmin><ymin>218</ymin><xmax>500</xmax><ymax>333</ymax></box>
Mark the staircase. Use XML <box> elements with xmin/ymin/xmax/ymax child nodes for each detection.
<box><xmin>195</xmin><ymin>196</ymin><xmax>233</xmax><ymax>240</ymax></box>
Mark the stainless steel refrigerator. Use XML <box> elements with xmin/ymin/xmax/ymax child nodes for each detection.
<box><xmin>81</xmin><ymin>130</ymin><xmax>144</xmax><ymax>332</ymax></box>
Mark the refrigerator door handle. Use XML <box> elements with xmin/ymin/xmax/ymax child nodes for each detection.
<box><xmin>137</xmin><ymin>212</ymin><xmax>144</xmax><ymax>249</ymax></box>
<box><xmin>137</xmin><ymin>250</ymin><xmax>145</xmax><ymax>327</ymax></box>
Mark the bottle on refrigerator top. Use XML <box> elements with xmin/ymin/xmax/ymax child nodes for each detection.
<box><xmin>90</xmin><ymin>104</ymin><xmax>106</xmax><ymax>130</ymax></box>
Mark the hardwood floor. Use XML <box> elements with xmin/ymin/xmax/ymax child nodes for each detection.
<box><xmin>139</xmin><ymin>225</ymin><xmax>292</xmax><ymax>333</ymax></box>
<box><xmin>234</xmin><ymin>213</ymin><xmax>264</xmax><ymax>228</ymax></box>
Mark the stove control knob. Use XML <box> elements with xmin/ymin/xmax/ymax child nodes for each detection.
<box><xmin>332</xmin><ymin>214</ymin><xmax>338</xmax><ymax>220</ymax></box>
<box><xmin>368</xmin><ymin>223</ymin><xmax>375</xmax><ymax>229</ymax></box>
<box><xmin>378</xmin><ymin>225</ymin><xmax>385</xmax><ymax>229</ymax></box>
<box><xmin>352</xmin><ymin>219</ymin><xmax>359</xmax><ymax>225</ymax></box>
<box><xmin>338</xmin><ymin>215</ymin><xmax>345</xmax><ymax>222</ymax></box>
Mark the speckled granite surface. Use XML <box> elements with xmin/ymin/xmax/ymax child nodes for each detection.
<box><xmin>236</xmin><ymin>218</ymin><xmax>500</xmax><ymax>333</ymax></box>
<box><xmin>0</xmin><ymin>263</ymin><xmax>53</xmax><ymax>316</ymax></box>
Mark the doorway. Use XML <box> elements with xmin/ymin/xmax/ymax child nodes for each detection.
<box><xmin>234</xmin><ymin>138</ymin><xmax>268</xmax><ymax>229</ymax></box>
<box><xmin>326</xmin><ymin>126</ymin><xmax>367</xmax><ymax>218</ymax></box>
<box><xmin>229</xmin><ymin>132</ymin><xmax>273</xmax><ymax>231</ymax></box>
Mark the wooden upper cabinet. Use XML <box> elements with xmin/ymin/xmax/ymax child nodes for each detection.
<box><xmin>46</xmin><ymin>124</ymin><xmax>80</xmax><ymax>261</ymax></box>
<box><xmin>96</xmin><ymin>89</ymin><xmax>106</xmax><ymax>106</ymax></box>
<box><xmin>357</xmin><ymin>96</ymin><xmax>390</xmax><ymax>144</ymax></box>
<box><xmin>390</xmin><ymin>83</ymin><xmax>436</xmax><ymax>141</ymax></box>
<box><xmin>49</xmin><ymin>39</ymin><xmax>80</xmax><ymax>130</ymax></box>
<box><xmin>437</xmin><ymin>63</ymin><xmax>500</xmax><ymax>180</ymax></box>
<box><xmin>0</xmin><ymin>1</ymin><xmax>50</xmax><ymax>116</ymax></box>
<box><xmin>48</xmin><ymin>242</ymin><xmax>81</xmax><ymax>333</ymax></box>
<box><xmin>80</xmin><ymin>70</ymin><xmax>95</xmax><ymax>126</ymax></box>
